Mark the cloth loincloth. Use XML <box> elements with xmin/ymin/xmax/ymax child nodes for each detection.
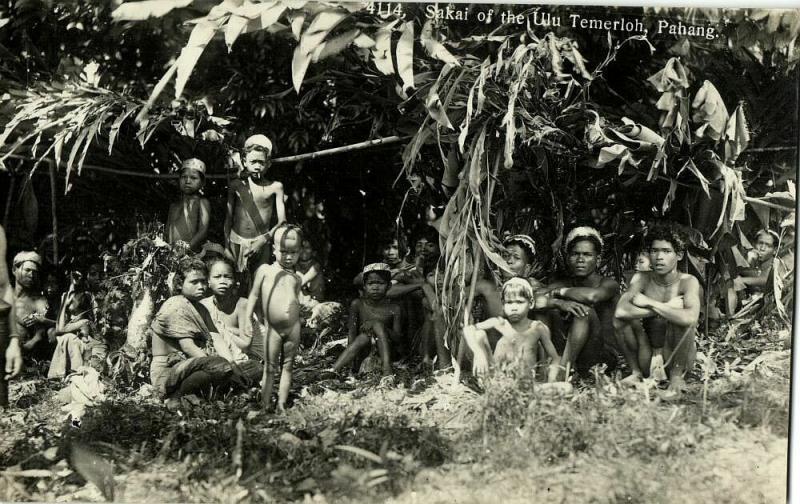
<box><xmin>229</xmin><ymin>229</ymin><xmax>270</xmax><ymax>272</ymax></box>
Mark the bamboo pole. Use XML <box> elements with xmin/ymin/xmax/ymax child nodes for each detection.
<box><xmin>271</xmin><ymin>135</ymin><xmax>409</xmax><ymax>164</ymax></box>
<box><xmin>2</xmin><ymin>135</ymin><xmax>409</xmax><ymax>180</ymax></box>
<box><xmin>48</xmin><ymin>160</ymin><xmax>58</xmax><ymax>265</ymax></box>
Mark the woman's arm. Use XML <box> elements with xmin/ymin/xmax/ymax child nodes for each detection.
<box><xmin>178</xmin><ymin>338</ymin><xmax>207</xmax><ymax>358</ymax></box>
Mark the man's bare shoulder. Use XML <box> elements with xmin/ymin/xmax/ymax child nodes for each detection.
<box><xmin>600</xmin><ymin>275</ymin><xmax>620</xmax><ymax>289</ymax></box>
<box><xmin>546</xmin><ymin>279</ymin><xmax>569</xmax><ymax>289</ymax></box>
<box><xmin>678</xmin><ymin>273</ymin><xmax>700</xmax><ymax>290</ymax></box>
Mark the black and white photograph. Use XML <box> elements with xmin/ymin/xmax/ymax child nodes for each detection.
<box><xmin>0</xmin><ymin>1</ymin><xmax>797</xmax><ymax>502</ymax></box>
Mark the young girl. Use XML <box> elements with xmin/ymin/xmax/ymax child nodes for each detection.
<box><xmin>464</xmin><ymin>277</ymin><xmax>560</xmax><ymax>379</ymax></box>
<box><xmin>200</xmin><ymin>257</ymin><xmax>251</xmax><ymax>363</ymax></box>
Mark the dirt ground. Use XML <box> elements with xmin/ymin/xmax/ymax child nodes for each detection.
<box><xmin>0</xmin><ymin>326</ymin><xmax>790</xmax><ymax>504</ymax></box>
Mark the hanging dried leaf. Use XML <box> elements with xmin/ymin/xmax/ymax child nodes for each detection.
<box><xmin>425</xmin><ymin>90</ymin><xmax>454</xmax><ymax>130</ymax></box>
<box><xmin>225</xmin><ymin>15</ymin><xmax>250</xmax><ymax>49</ymax></box>
<box><xmin>692</xmin><ymin>80</ymin><xmax>729</xmax><ymax>141</ymax></box>
<box><xmin>372</xmin><ymin>20</ymin><xmax>398</xmax><ymax>75</ymax></box>
<box><xmin>299</xmin><ymin>10</ymin><xmax>347</xmax><ymax>55</ymax></box>
<box><xmin>111</xmin><ymin>0</ymin><xmax>192</xmax><ymax>21</ymax></box>
<box><xmin>677</xmin><ymin>158</ymin><xmax>710</xmax><ymax>197</ymax></box>
<box><xmin>291</xmin><ymin>13</ymin><xmax>306</xmax><ymax>40</ymax></box>
<box><xmin>291</xmin><ymin>45</ymin><xmax>313</xmax><ymax>93</ymax></box>
<box><xmin>420</xmin><ymin>20</ymin><xmax>459</xmax><ymax>65</ymax></box>
<box><xmin>662</xmin><ymin>178</ymin><xmax>678</xmax><ymax>212</ymax></box>
<box><xmin>723</xmin><ymin>103</ymin><xmax>750</xmax><ymax>163</ymax></box>
<box><xmin>396</xmin><ymin>21</ymin><xmax>415</xmax><ymax>91</ymax></box>
<box><xmin>260</xmin><ymin>3</ymin><xmax>287</xmax><ymax>27</ymax></box>
<box><xmin>312</xmin><ymin>29</ymin><xmax>360</xmax><ymax>62</ymax></box>
<box><xmin>175</xmin><ymin>22</ymin><xmax>218</xmax><ymax>99</ymax></box>
<box><xmin>647</xmin><ymin>57</ymin><xmax>689</xmax><ymax>92</ymax></box>
<box><xmin>468</xmin><ymin>127</ymin><xmax>486</xmax><ymax>198</ymax></box>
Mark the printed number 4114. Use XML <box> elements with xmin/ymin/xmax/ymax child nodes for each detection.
<box><xmin>365</xmin><ymin>2</ymin><xmax>405</xmax><ymax>19</ymax></box>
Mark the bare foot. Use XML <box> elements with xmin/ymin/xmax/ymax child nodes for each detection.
<box><xmin>276</xmin><ymin>404</ymin><xmax>286</xmax><ymax>414</ymax></box>
<box><xmin>620</xmin><ymin>372</ymin><xmax>643</xmax><ymax>387</ymax></box>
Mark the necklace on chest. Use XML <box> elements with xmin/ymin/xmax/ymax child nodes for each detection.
<box><xmin>652</xmin><ymin>274</ymin><xmax>680</xmax><ymax>288</ymax></box>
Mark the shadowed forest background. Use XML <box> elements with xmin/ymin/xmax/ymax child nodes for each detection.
<box><xmin>0</xmin><ymin>1</ymin><xmax>796</xmax><ymax>502</ymax></box>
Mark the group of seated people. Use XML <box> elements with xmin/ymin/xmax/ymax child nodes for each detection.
<box><xmin>0</xmin><ymin>128</ymin><xmax>784</xmax><ymax>409</ymax></box>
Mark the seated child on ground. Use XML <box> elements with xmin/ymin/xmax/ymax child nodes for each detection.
<box><xmin>244</xmin><ymin>224</ymin><xmax>303</xmax><ymax>412</ymax></box>
<box><xmin>464</xmin><ymin>278</ymin><xmax>560</xmax><ymax>379</ymax></box>
<box><xmin>166</xmin><ymin>158</ymin><xmax>211</xmax><ymax>253</ymax></box>
<box><xmin>297</xmin><ymin>237</ymin><xmax>326</xmax><ymax>304</ymax></box>
<box><xmin>329</xmin><ymin>263</ymin><xmax>403</xmax><ymax>377</ymax></box>
<box><xmin>47</xmin><ymin>290</ymin><xmax>107</xmax><ymax>378</ymax></box>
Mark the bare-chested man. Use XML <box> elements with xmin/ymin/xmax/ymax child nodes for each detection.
<box><xmin>534</xmin><ymin>227</ymin><xmax>619</xmax><ymax>378</ymax></box>
<box><xmin>166</xmin><ymin>158</ymin><xmax>211</xmax><ymax>253</ymax></box>
<box><xmin>225</xmin><ymin>134</ymin><xmax>286</xmax><ymax>275</ymax></box>
<box><xmin>12</xmin><ymin>252</ymin><xmax>54</xmax><ymax>358</ymax></box>
<box><xmin>244</xmin><ymin>224</ymin><xmax>302</xmax><ymax>412</ymax></box>
<box><xmin>614</xmin><ymin>225</ymin><xmax>700</xmax><ymax>395</ymax></box>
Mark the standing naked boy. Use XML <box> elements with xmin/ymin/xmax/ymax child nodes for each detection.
<box><xmin>533</xmin><ymin>227</ymin><xmax>619</xmax><ymax>379</ymax></box>
<box><xmin>614</xmin><ymin>225</ymin><xmax>701</xmax><ymax>395</ymax></box>
<box><xmin>166</xmin><ymin>158</ymin><xmax>211</xmax><ymax>253</ymax></box>
<box><xmin>464</xmin><ymin>278</ymin><xmax>559</xmax><ymax>378</ymax></box>
<box><xmin>330</xmin><ymin>263</ymin><xmax>403</xmax><ymax>378</ymax></box>
<box><xmin>225</xmin><ymin>135</ymin><xmax>286</xmax><ymax>274</ymax></box>
<box><xmin>244</xmin><ymin>224</ymin><xmax>303</xmax><ymax>412</ymax></box>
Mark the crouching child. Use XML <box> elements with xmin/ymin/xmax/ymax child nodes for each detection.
<box><xmin>329</xmin><ymin>263</ymin><xmax>403</xmax><ymax>378</ymax></box>
<box><xmin>464</xmin><ymin>277</ymin><xmax>560</xmax><ymax>380</ymax></box>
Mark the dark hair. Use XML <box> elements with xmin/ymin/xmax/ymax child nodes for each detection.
<box><xmin>364</xmin><ymin>270</ymin><xmax>391</xmax><ymax>285</ymax></box>
<box><xmin>755</xmin><ymin>229</ymin><xmax>779</xmax><ymax>247</ymax></box>
<box><xmin>273</xmin><ymin>223</ymin><xmax>303</xmax><ymax>244</ymax></box>
<box><xmin>646</xmin><ymin>225</ymin><xmax>687</xmax><ymax>254</ymax></box>
<box><xmin>566</xmin><ymin>236</ymin><xmax>602</xmax><ymax>256</ymax></box>
<box><xmin>376</xmin><ymin>231</ymin><xmax>405</xmax><ymax>257</ymax></box>
<box><xmin>504</xmin><ymin>237</ymin><xmax>536</xmax><ymax>264</ymax></box>
<box><xmin>423</xmin><ymin>257</ymin><xmax>442</xmax><ymax>277</ymax></box>
<box><xmin>174</xmin><ymin>257</ymin><xmax>208</xmax><ymax>292</ymax></box>
<box><xmin>69</xmin><ymin>291</ymin><xmax>95</xmax><ymax>321</ymax></box>
<box><xmin>206</xmin><ymin>255</ymin><xmax>235</xmax><ymax>273</ymax></box>
<box><xmin>414</xmin><ymin>226</ymin><xmax>439</xmax><ymax>245</ymax></box>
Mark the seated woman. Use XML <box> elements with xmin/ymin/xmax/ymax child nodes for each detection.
<box><xmin>47</xmin><ymin>290</ymin><xmax>106</xmax><ymax>379</ymax></box>
<box><xmin>149</xmin><ymin>257</ymin><xmax>255</xmax><ymax>400</ymax></box>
